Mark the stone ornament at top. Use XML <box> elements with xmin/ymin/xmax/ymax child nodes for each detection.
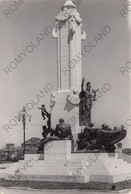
<box><xmin>55</xmin><ymin>0</ymin><xmax>82</xmax><ymax>25</ymax></box>
<box><xmin>63</xmin><ymin>0</ymin><xmax>76</xmax><ymax>9</ymax></box>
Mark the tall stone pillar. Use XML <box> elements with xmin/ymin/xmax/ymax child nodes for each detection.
<box><xmin>51</xmin><ymin>0</ymin><xmax>86</xmax><ymax>135</ymax></box>
<box><xmin>68</xmin><ymin>16</ymin><xmax>76</xmax><ymax>90</ymax></box>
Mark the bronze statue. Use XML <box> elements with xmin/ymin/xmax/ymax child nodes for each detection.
<box><xmin>79</xmin><ymin>78</ymin><xmax>99</xmax><ymax>125</ymax></box>
<box><xmin>55</xmin><ymin>118</ymin><xmax>74</xmax><ymax>152</ymax></box>
<box><xmin>55</xmin><ymin>118</ymin><xmax>73</xmax><ymax>139</ymax></box>
<box><xmin>77</xmin><ymin>124</ymin><xmax>127</xmax><ymax>152</ymax></box>
<box><xmin>38</xmin><ymin>125</ymin><xmax>56</xmax><ymax>152</ymax></box>
<box><xmin>42</xmin><ymin>125</ymin><xmax>54</xmax><ymax>139</ymax></box>
<box><xmin>38</xmin><ymin>118</ymin><xmax>74</xmax><ymax>152</ymax></box>
<box><xmin>38</xmin><ymin>104</ymin><xmax>51</xmax><ymax>128</ymax></box>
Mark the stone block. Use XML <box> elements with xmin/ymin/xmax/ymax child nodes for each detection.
<box><xmin>24</xmin><ymin>154</ymin><xmax>41</xmax><ymax>161</ymax></box>
<box><xmin>5</xmin><ymin>173</ymin><xmax>89</xmax><ymax>183</ymax></box>
<box><xmin>51</xmin><ymin>90</ymin><xmax>80</xmax><ymax>134</ymax></box>
<box><xmin>44</xmin><ymin>141</ymin><xmax>71</xmax><ymax>161</ymax></box>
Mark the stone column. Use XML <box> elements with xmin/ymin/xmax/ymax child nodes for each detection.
<box><xmin>57</xmin><ymin>29</ymin><xmax>61</xmax><ymax>91</ymax></box>
<box><xmin>69</xmin><ymin>17</ymin><xmax>76</xmax><ymax>90</ymax></box>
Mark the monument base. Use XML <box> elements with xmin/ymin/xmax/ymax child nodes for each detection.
<box><xmin>51</xmin><ymin>91</ymin><xmax>80</xmax><ymax>134</ymax></box>
<box><xmin>1</xmin><ymin>141</ymin><xmax>131</xmax><ymax>183</ymax></box>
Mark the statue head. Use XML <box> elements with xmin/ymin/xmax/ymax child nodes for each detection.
<box><xmin>114</xmin><ymin>126</ymin><xmax>119</xmax><ymax>131</ymax></box>
<box><xmin>86</xmin><ymin>82</ymin><xmax>91</xmax><ymax>91</ymax></box>
<box><xmin>73</xmin><ymin>90</ymin><xmax>77</xmax><ymax>94</ymax></box>
<box><xmin>59</xmin><ymin>118</ymin><xmax>65</xmax><ymax>124</ymax></box>
<box><xmin>62</xmin><ymin>0</ymin><xmax>76</xmax><ymax>11</ymax></box>
<box><xmin>102</xmin><ymin>123</ymin><xmax>109</xmax><ymax>129</ymax></box>
<box><xmin>117</xmin><ymin>142</ymin><xmax>122</xmax><ymax>148</ymax></box>
<box><xmin>88</xmin><ymin>122</ymin><xmax>94</xmax><ymax>128</ymax></box>
<box><xmin>41</xmin><ymin>104</ymin><xmax>45</xmax><ymax>108</ymax></box>
<box><xmin>42</xmin><ymin>125</ymin><xmax>47</xmax><ymax>130</ymax></box>
<box><xmin>120</xmin><ymin>124</ymin><xmax>125</xmax><ymax>130</ymax></box>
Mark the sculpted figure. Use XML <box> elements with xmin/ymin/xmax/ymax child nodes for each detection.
<box><xmin>79</xmin><ymin>78</ymin><xmax>98</xmax><ymax>125</ymax></box>
<box><xmin>38</xmin><ymin>125</ymin><xmax>56</xmax><ymax>152</ymax></box>
<box><xmin>77</xmin><ymin>123</ymin><xmax>127</xmax><ymax>152</ymax></box>
<box><xmin>55</xmin><ymin>118</ymin><xmax>73</xmax><ymax>139</ymax></box>
<box><xmin>38</xmin><ymin>104</ymin><xmax>50</xmax><ymax>120</ymax></box>
<box><xmin>41</xmin><ymin>125</ymin><xmax>54</xmax><ymax>139</ymax></box>
<box><xmin>55</xmin><ymin>118</ymin><xmax>74</xmax><ymax>151</ymax></box>
<box><xmin>67</xmin><ymin>90</ymin><xmax>80</xmax><ymax>105</ymax></box>
<box><xmin>50</xmin><ymin>93</ymin><xmax>57</xmax><ymax>109</ymax></box>
<box><xmin>38</xmin><ymin>118</ymin><xmax>74</xmax><ymax>152</ymax></box>
<box><xmin>38</xmin><ymin>104</ymin><xmax>51</xmax><ymax>128</ymax></box>
<box><xmin>55</xmin><ymin>0</ymin><xmax>82</xmax><ymax>25</ymax></box>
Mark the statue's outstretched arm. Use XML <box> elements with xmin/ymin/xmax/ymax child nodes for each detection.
<box><xmin>81</xmin><ymin>77</ymin><xmax>85</xmax><ymax>91</ymax></box>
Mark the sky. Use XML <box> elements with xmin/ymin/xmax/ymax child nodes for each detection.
<box><xmin>0</xmin><ymin>0</ymin><xmax>130</xmax><ymax>148</ymax></box>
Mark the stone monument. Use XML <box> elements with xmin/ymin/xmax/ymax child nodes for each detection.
<box><xmin>1</xmin><ymin>0</ymin><xmax>131</xmax><ymax>185</ymax></box>
<box><xmin>51</xmin><ymin>0</ymin><xmax>86</xmax><ymax>139</ymax></box>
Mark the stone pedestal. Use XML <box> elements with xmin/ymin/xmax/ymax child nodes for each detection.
<box><xmin>51</xmin><ymin>91</ymin><xmax>79</xmax><ymax>135</ymax></box>
<box><xmin>2</xmin><ymin>141</ymin><xmax>89</xmax><ymax>183</ymax></box>
<box><xmin>44</xmin><ymin>140</ymin><xmax>71</xmax><ymax>161</ymax></box>
<box><xmin>1</xmin><ymin>140</ymin><xmax>131</xmax><ymax>183</ymax></box>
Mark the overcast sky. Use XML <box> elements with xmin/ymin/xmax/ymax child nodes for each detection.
<box><xmin>0</xmin><ymin>0</ymin><xmax>130</xmax><ymax>148</ymax></box>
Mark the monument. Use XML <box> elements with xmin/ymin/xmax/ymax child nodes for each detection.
<box><xmin>50</xmin><ymin>0</ymin><xmax>127</xmax><ymax>149</ymax></box>
<box><xmin>1</xmin><ymin>0</ymin><xmax>131</xmax><ymax>184</ymax></box>
<box><xmin>51</xmin><ymin>0</ymin><xmax>86</xmax><ymax>140</ymax></box>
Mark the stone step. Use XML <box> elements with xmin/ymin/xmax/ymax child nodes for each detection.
<box><xmin>90</xmin><ymin>173</ymin><xmax>131</xmax><ymax>183</ymax></box>
<box><xmin>4</xmin><ymin>173</ymin><xmax>89</xmax><ymax>183</ymax></box>
<box><xmin>24</xmin><ymin>169</ymin><xmax>70</xmax><ymax>176</ymax></box>
<box><xmin>85</xmin><ymin>162</ymin><xmax>130</xmax><ymax>171</ymax></box>
<box><xmin>44</xmin><ymin>155</ymin><xmax>69</xmax><ymax>161</ymax></box>
<box><xmin>93</xmin><ymin>162</ymin><xmax>129</xmax><ymax>169</ymax></box>
<box><xmin>122</xmin><ymin>153</ymin><xmax>131</xmax><ymax>163</ymax></box>
<box><xmin>85</xmin><ymin>168</ymin><xmax>131</xmax><ymax>175</ymax></box>
<box><xmin>69</xmin><ymin>158</ymin><xmax>127</xmax><ymax>165</ymax></box>
<box><xmin>4</xmin><ymin>163</ymin><xmax>19</xmax><ymax>173</ymax></box>
<box><xmin>71</xmin><ymin>153</ymin><xmax>122</xmax><ymax>161</ymax></box>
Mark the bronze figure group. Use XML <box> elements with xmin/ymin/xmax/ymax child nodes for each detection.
<box><xmin>37</xmin><ymin>78</ymin><xmax>126</xmax><ymax>153</ymax></box>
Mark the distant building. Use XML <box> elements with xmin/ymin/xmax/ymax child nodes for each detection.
<box><xmin>5</xmin><ymin>143</ymin><xmax>15</xmax><ymax>149</ymax></box>
<box><xmin>0</xmin><ymin>143</ymin><xmax>23</xmax><ymax>161</ymax></box>
<box><xmin>21</xmin><ymin>137</ymin><xmax>40</xmax><ymax>154</ymax></box>
<box><xmin>0</xmin><ymin>138</ymin><xmax>41</xmax><ymax>162</ymax></box>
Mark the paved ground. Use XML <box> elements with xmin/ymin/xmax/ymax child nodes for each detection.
<box><xmin>1</xmin><ymin>179</ymin><xmax>131</xmax><ymax>190</ymax></box>
<box><xmin>0</xmin><ymin>187</ymin><xmax>131</xmax><ymax>194</ymax></box>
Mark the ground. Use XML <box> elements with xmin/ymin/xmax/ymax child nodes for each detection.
<box><xmin>0</xmin><ymin>179</ymin><xmax>131</xmax><ymax>190</ymax></box>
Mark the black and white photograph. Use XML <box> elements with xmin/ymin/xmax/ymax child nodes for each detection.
<box><xmin>0</xmin><ymin>0</ymin><xmax>131</xmax><ymax>193</ymax></box>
